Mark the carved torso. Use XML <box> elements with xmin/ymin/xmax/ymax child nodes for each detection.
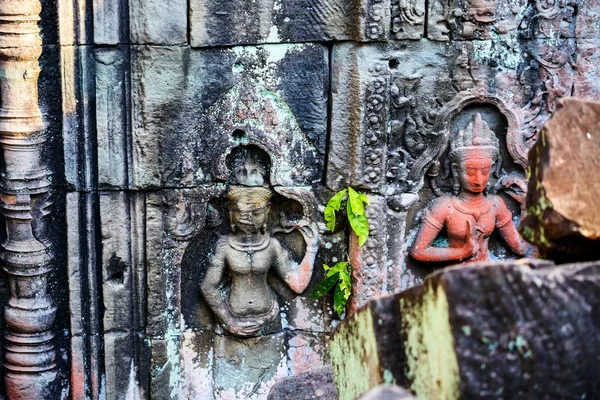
<box><xmin>422</xmin><ymin>195</ymin><xmax>513</xmax><ymax>262</ymax></box>
<box><xmin>222</xmin><ymin>237</ymin><xmax>281</xmax><ymax>317</ymax></box>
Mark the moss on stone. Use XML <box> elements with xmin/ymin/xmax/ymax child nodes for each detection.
<box><xmin>401</xmin><ymin>282</ymin><xmax>460</xmax><ymax>400</ymax></box>
<box><xmin>330</xmin><ymin>309</ymin><xmax>382</xmax><ymax>400</ymax></box>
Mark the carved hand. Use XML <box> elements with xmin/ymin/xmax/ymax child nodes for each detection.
<box><xmin>495</xmin><ymin>175</ymin><xmax>528</xmax><ymax>209</ymax></box>
<box><xmin>298</xmin><ymin>221</ymin><xmax>320</xmax><ymax>252</ymax></box>
<box><xmin>464</xmin><ymin>220</ymin><xmax>480</xmax><ymax>260</ymax></box>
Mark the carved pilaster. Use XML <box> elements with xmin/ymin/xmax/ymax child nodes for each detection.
<box><xmin>0</xmin><ymin>0</ymin><xmax>57</xmax><ymax>398</ymax></box>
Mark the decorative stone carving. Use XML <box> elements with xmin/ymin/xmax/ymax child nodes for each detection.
<box><xmin>201</xmin><ymin>183</ymin><xmax>319</xmax><ymax>337</ymax></box>
<box><xmin>0</xmin><ymin>0</ymin><xmax>58</xmax><ymax>398</ymax></box>
<box><xmin>391</xmin><ymin>0</ymin><xmax>425</xmax><ymax>39</ymax></box>
<box><xmin>410</xmin><ymin>114</ymin><xmax>534</xmax><ymax>264</ymax></box>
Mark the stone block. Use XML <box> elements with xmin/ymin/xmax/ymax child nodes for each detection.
<box><xmin>99</xmin><ymin>192</ymin><xmax>146</xmax><ymax>332</ymax></box>
<box><xmin>181</xmin><ymin>330</ymin><xmax>214</xmax><ymax>399</ymax></box>
<box><xmin>104</xmin><ymin>332</ymin><xmax>150</xmax><ymax>400</ymax></box>
<box><xmin>331</xmin><ymin>259</ymin><xmax>600</xmax><ymax>400</ymax></box>
<box><xmin>521</xmin><ymin>98</ymin><xmax>600</xmax><ymax>262</ymax></box>
<box><xmin>149</xmin><ymin>338</ymin><xmax>180</xmax><ymax>399</ymax></box>
<box><xmin>425</xmin><ymin>0</ymin><xmax>600</xmax><ymax>40</ymax></box>
<box><xmin>267</xmin><ymin>366</ymin><xmax>338</xmax><ymax>400</ymax></box>
<box><xmin>190</xmin><ymin>0</ymin><xmax>349</xmax><ymax>46</ymax></box>
<box><xmin>330</xmin><ymin>294</ymin><xmax>405</xmax><ymax>400</ymax></box>
<box><xmin>129</xmin><ymin>0</ymin><xmax>187</xmax><ymax>44</ymax></box>
<box><xmin>213</xmin><ymin>333</ymin><xmax>287</xmax><ymax>399</ymax></box>
<box><xmin>61</xmin><ymin>45</ymin><xmax>97</xmax><ymax>190</ymax></box>
<box><xmin>358</xmin><ymin>385</ymin><xmax>417</xmax><ymax>400</ymax></box>
<box><xmin>145</xmin><ymin>192</ymin><xmax>170</xmax><ymax>336</ymax></box>
<box><xmin>96</xmin><ymin>47</ymin><xmax>130</xmax><ymax>189</ymax></box>
<box><xmin>573</xmin><ymin>39</ymin><xmax>600</xmax><ymax>100</ymax></box>
<box><xmin>286</xmin><ymin>331</ymin><xmax>329</xmax><ymax>376</ymax></box>
<box><xmin>130</xmin><ymin>44</ymin><xmax>328</xmax><ymax>189</ymax></box>
<box><xmin>93</xmin><ymin>0</ymin><xmax>127</xmax><ymax>44</ymax></box>
<box><xmin>190</xmin><ymin>0</ymin><xmax>392</xmax><ymax>46</ymax></box>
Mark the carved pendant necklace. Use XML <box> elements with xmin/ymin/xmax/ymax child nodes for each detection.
<box><xmin>452</xmin><ymin>197</ymin><xmax>492</xmax><ymax>222</ymax></box>
<box><xmin>228</xmin><ymin>233</ymin><xmax>270</xmax><ymax>253</ymax></box>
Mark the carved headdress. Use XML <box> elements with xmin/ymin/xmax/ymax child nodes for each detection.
<box><xmin>227</xmin><ymin>147</ymin><xmax>271</xmax><ymax>206</ymax></box>
<box><xmin>449</xmin><ymin>113</ymin><xmax>499</xmax><ymax>164</ymax></box>
<box><xmin>227</xmin><ymin>186</ymin><xmax>271</xmax><ymax>207</ymax></box>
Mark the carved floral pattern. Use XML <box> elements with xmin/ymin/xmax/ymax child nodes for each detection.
<box><xmin>360</xmin><ymin>64</ymin><xmax>388</xmax><ymax>190</ymax></box>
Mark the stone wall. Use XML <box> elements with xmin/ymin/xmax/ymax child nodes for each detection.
<box><xmin>0</xmin><ymin>0</ymin><xmax>599</xmax><ymax>398</ymax></box>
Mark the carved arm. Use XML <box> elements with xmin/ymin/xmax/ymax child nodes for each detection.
<box><xmin>273</xmin><ymin>222</ymin><xmax>320</xmax><ymax>294</ymax></box>
<box><xmin>200</xmin><ymin>242</ymin><xmax>232</xmax><ymax>324</ymax></box>
<box><xmin>410</xmin><ymin>220</ymin><xmax>475</xmax><ymax>262</ymax></box>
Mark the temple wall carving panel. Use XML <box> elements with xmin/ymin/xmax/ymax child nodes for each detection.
<box><xmin>0</xmin><ymin>0</ymin><xmax>599</xmax><ymax>397</ymax></box>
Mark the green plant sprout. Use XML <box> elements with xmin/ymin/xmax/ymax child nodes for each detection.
<box><xmin>310</xmin><ymin>187</ymin><xmax>370</xmax><ymax>316</ymax></box>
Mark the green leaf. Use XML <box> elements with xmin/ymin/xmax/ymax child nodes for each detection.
<box><xmin>334</xmin><ymin>283</ymin><xmax>348</xmax><ymax>316</ymax></box>
<box><xmin>347</xmin><ymin>201</ymin><xmax>370</xmax><ymax>246</ymax></box>
<box><xmin>310</xmin><ymin>273</ymin><xmax>339</xmax><ymax>299</ymax></box>
<box><xmin>339</xmin><ymin>268</ymin><xmax>352</xmax><ymax>299</ymax></box>
<box><xmin>347</xmin><ymin>187</ymin><xmax>365</xmax><ymax>216</ymax></box>
<box><xmin>326</xmin><ymin>261</ymin><xmax>348</xmax><ymax>278</ymax></box>
<box><xmin>324</xmin><ymin>189</ymin><xmax>347</xmax><ymax>232</ymax></box>
<box><xmin>357</xmin><ymin>192</ymin><xmax>370</xmax><ymax>206</ymax></box>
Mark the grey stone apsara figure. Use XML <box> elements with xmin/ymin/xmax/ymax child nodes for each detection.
<box><xmin>201</xmin><ymin>185</ymin><xmax>319</xmax><ymax>337</ymax></box>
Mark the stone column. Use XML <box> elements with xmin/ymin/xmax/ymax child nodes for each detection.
<box><xmin>0</xmin><ymin>0</ymin><xmax>57</xmax><ymax>398</ymax></box>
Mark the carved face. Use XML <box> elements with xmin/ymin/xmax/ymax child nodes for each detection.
<box><xmin>230</xmin><ymin>201</ymin><xmax>270</xmax><ymax>234</ymax></box>
<box><xmin>455</xmin><ymin>156</ymin><xmax>493</xmax><ymax>194</ymax></box>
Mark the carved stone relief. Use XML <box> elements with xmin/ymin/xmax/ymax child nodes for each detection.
<box><xmin>141</xmin><ymin>67</ymin><xmax>330</xmax><ymax>397</ymax></box>
<box><xmin>427</xmin><ymin>0</ymin><xmax>582</xmax><ymax>40</ymax></box>
<box><xmin>328</xmin><ymin>32</ymin><xmax>588</xmax><ymax>299</ymax></box>
<box><xmin>409</xmin><ymin>113</ymin><xmax>535</xmax><ymax>264</ymax></box>
<box><xmin>201</xmin><ymin>154</ymin><xmax>320</xmax><ymax>338</ymax></box>
<box><xmin>391</xmin><ymin>0</ymin><xmax>426</xmax><ymax>39</ymax></box>
<box><xmin>11</xmin><ymin>0</ymin><xmax>598</xmax><ymax>395</ymax></box>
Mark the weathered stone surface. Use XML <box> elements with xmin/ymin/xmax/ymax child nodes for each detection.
<box><xmin>181</xmin><ymin>331</ymin><xmax>214</xmax><ymax>399</ymax></box>
<box><xmin>96</xmin><ymin>47</ymin><xmax>130</xmax><ymax>189</ymax></box>
<box><xmin>521</xmin><ymin>98</ymin><xmax>600</xmax><ymax>262</ymax></box>
<box><xmin>99</xmin><ymin>192</ymin><xmax>146</xmax><ymax>332</ymax></box>
<box><xmin>331</xmin><ymin>259</ymin><xmax>600</xmax><ymax>400</ymax></box>
<box><xmin>573</xmin><ymin>40</ymin><xmax>600</xmax><ymax>100</ymax></box>
<box><xmin>267</xmin><ymin>366</ymin><xmax>339</xmax><ymax>400</ymax></box>
<box><xmin>427</xmin><ymin>0</ymin><xmax>588</xmax><ymax>40</ymax></box>
<box><xmin>131</xmin><ymin>44</ymin><xmax>328</xmax><ymax>189</ymax></box>
<box><xmin>214</xmin><ymin>333</ymin><xmax>287</xmax><ymax>399</ymax></box>
<box><xmin>129</xmin><ymin>0</ymin><xmax>187</xmax><ymax>44</ymax></box>
<box><xmin>104</xmin><ymin>332</ymin><xmax>150</xmax><ymax>400</ymax></box>
<box><xmin>358</xmin><ymin>385</ymin><xmax>418</xmax><ymax>400</ymax></box>
<box><xmin>190</xmin><ymin>0</ymin><xmax>352</xmax><ymax>46</ymax></box>
<box><xmin>391</xmin><ymin>0</ymin><xmax>425</xmax><ymax>39</ymax></box>
<box><xmin>330</xmin><ymin>294</ymin><xmax>405</xmax><ymax>400</ymax></box>
<box><xmin>190</xmin><ymin>0</ymin><xmax>394</xmax><ymax>46</ymax></box>
<box><xmin>92</xmin><ymin>0</ymin><xmax>127</xmax><ymax>44</ymax></box>
<box><xmin>286</xmin><ymin>331</ymin><xmax>329</xmax><ymax>375</ymax></box>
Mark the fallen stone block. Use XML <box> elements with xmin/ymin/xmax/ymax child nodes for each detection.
<box><xmin>331</xmin><ymin>259</ymin><xmax>600</xmax><ymax>400</ymax></box>
<box><xmin>521</xmin><ymin>98</ymin><xmax>600</xmax><ymax>262</ymax></box>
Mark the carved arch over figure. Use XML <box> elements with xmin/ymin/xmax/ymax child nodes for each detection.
<box><xmin>201</xmin><ymin>77</ymin><xmax>320</xmax><ymax>187</ymax></box>
<box><xmin>407</xmin><ymin>92</ymin><xmax>529</xmax><ymax>198</ymax></box>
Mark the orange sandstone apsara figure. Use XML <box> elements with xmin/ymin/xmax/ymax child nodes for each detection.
<box><xmin>410</xmin><ymin>113</ymin><xmax>534</xmax><ymax>264</ymax></box>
